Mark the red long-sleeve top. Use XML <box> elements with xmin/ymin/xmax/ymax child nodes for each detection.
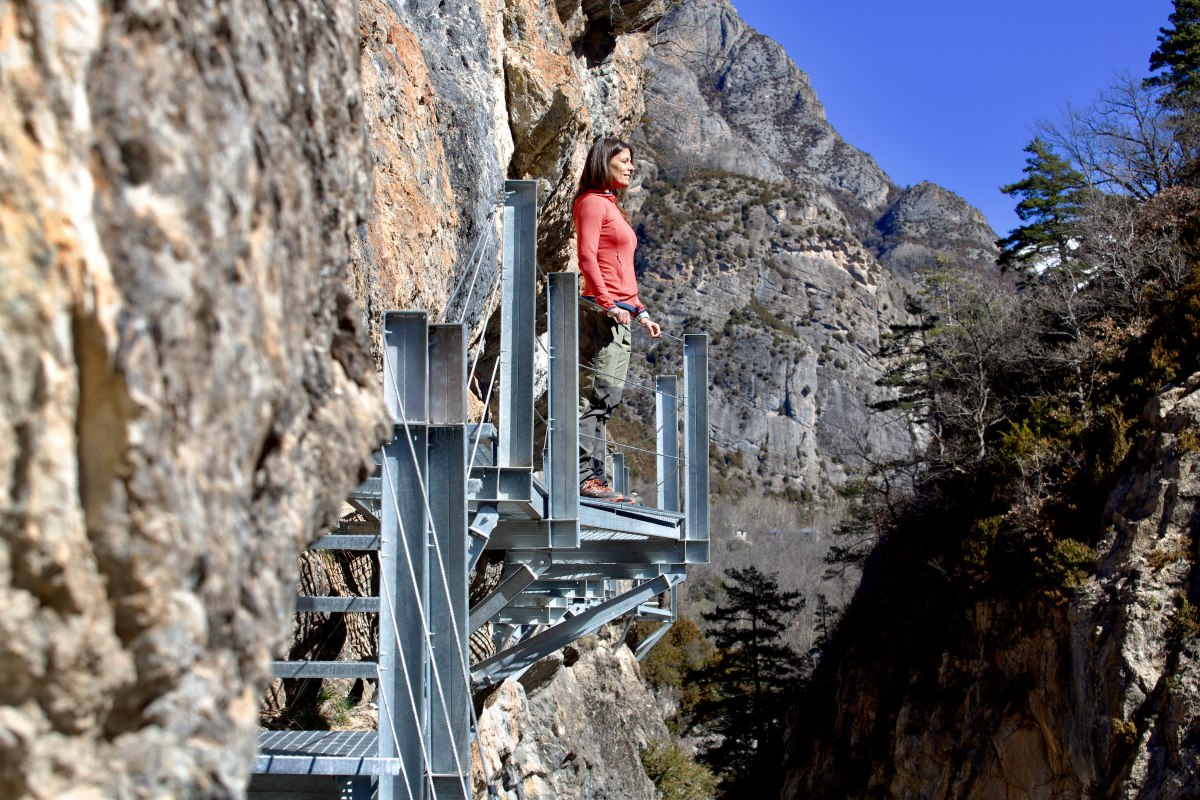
<box><xmin>573</xmin><ymin>190</ymin><xmax>643</xmax><ymax>313</ymax></box>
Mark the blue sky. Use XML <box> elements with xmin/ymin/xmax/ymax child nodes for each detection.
<box><xmin>728</xmin><ymin>0</ymin><xmax>1175</xmax><ymax>236</ymax></box>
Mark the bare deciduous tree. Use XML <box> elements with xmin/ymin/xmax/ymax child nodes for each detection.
<box><xmin>1042</xmin><ymin>74</ymin><xmax>1188</xmax><ymax>200</ymax></box>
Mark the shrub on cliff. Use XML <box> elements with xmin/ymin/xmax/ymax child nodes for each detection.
<box><xmin>640</xmin><ymin>739</ymin><xmax>719</xmax><ymax>800</ymax></box>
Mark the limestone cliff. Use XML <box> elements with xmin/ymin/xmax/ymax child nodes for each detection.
<box><xmin>782</xmin><ymin>374</ymin><xmax>1200</xmax><ymax>798</ymax></box>
<box><xmin>352</xmin><ymin>0</ymin><xmax>666</xmax><ymax>351</ymax></box>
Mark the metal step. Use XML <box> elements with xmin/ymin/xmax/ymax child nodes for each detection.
<box><xmin>294</xmin><ymin>596</ymin><xmax>380</xmax><ymax>613</ymax></box>
<box><xmin>578</xmin><ymin>500</ymin><xmax>685</xmax><ymax>538</ymax></box>
<box><xmin>271</xmin><ymin>661</ymin><xmax>377</xmax><ymax>680</ymax></box>
<box><xmin>254</xmin><ymin>730</ymin><xmax>401</xmax><ymax>776</ymax></box>
<box><xmin>309</xmin><ymin>534</ymin><xmax>381</xmax><ymax>551</ymax></box>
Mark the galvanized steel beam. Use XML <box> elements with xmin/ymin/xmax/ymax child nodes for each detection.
<box><xmin>656</xmin><ymin>375</ymin><xmax>680</xmax><ymax>512</ymax></box>
<box><xmin>252</xmin><ymin>756</ymin><xmax>402</xmax><ymax>777</ymax></box>
<box><xmin>612</xmin><ymin>453</ymin><xmax>627</xmax><ymax>495</ymax></box>
<box><xmin>546</xmin><ymin>270</ymin><xmax>580</xmax><ymax>547</ymax></box>
<box><xmin>271</xmin><ymin>661</ymin><xmax>378</xmax><ymax>680</ymax></box>
<box><xmin>384</xmin><ymin>312</ymin><xmax>429</xmax><ymax>424</ymax></box>
<box><xmin>379</xmin><ymin>312</ymin><xmax>428</xmax><ymax>800</ymax></box>
<box><xmin>469</xmin><ymin>555</ymin><xmax>551</xmax><ymax>631</ymax></box>
<box><xmin>539</xmin><ymin>564</ymin><xmax>682</xmax><ymax>581</ymax></box>
<box><xmin>634</xmin><ymin>621</ymin><xmax>674</xmax><ymax>661</ymax></box>
<box><xmin>467</xmin><ymin>505</ymin><xmax>498</xmax><ymax>572</ymax></box>
<box><xmin>293</xmin><ymin>597</ymin><xmax>381</xmax><ymax>614</ymax></box>
<box><xmin>427</xmin><ymin>324</ymin><xmax>469</xmax><ymax>798</ymax></box>
<box><xmin>509</xmin><ymin>540</ymin><xmax>688</xmax><ymax>566</ymax></box>
<box><xmin>310</xmin><ymin>534</ymin><xmax>381</xmax><ymax>551</ymax></box>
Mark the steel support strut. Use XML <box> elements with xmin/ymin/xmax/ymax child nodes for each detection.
<box><xmin>380</xmin><ymin>312</ymin><xmax>429</xmax><ymax>800</ymax></box>
<box><xmin>427</xmin><ymin>324</ymin><xmax>469</xmax><ymax>799</ymax></box>
<box><xmin>471</xmin><ymin>573</ymin><xmax>684</xmax><ymax>687</ymax></box>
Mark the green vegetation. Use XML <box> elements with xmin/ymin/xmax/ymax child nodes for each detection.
<box><xmin>1172</xmin><ymin>595</ymin><xmax>1200</xmax><ymax>640</ymax></box>
<box><xmin>638</xmin><ymin>616</ymin><xmax>714</xmax><ymax>693</ymax></box>
<box><xmin>1148</xmin><ymin>0</ymin><xmax>1200</xmax><ymax>102</ymax></box>
<box><xmin>640</xmin><ymin>740</ymin><xmax>719</xmax><ymax>800</ymax></box>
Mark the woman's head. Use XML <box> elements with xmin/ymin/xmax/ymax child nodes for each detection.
<box><xmin>576</xmin><ymin>137</ymin><xmax>634</xmax><ymax>198</ymax></box>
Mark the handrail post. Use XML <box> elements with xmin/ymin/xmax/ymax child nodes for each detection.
<box><xmin>498</xmin><ymin>180</ymin><xmax>537</xmax><ymax>469</ymax></box>
<box><xmin>655</xmin><ymin>375</ymin><xmax>680</xmax><ymax>513</ymax></box>
<box><xmin>683</xmin><ymin>334</ymin><xmax>709</xmax><ymax>563</ymax></box>
<box><xmin>547</xmin><ymin>271</ymin><xmax>579</xmax><ymax>547</ymax></box>
<box><xmin>612</xmin><ymin>453</ymin><xmax>627</xmax><ymax>495</ymax></box>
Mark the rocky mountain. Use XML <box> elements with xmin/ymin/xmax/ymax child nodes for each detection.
<box><xmin>876</xmin><ymin>180</ymin><xmax>999</xmax><ymax>275</ymax></box>
<box><xmin>623</xmin><ymin>0</ymin><xmax>998</xmax><ymax>499</ymax></box>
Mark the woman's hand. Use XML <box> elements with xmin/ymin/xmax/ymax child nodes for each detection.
<box><xmin>639</xmin><ymin>316</ymin><xmax>662</xmax><ymax>339</ymax></box>
<box><xmin>607</xmin><ymin>306</ymin><xmax>632</xmax><ymax>325</ymax></box>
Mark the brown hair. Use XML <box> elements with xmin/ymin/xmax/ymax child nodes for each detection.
<box><xmin>574</xmin><ymin>137</ymin><xmax>633</xmax><ymax>204</ymax></box>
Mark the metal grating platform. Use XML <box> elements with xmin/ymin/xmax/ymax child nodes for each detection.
<box><xmin>255</xmin><ymin>730</ymin><xmax>402</xmax><ymax>776</ymax></box>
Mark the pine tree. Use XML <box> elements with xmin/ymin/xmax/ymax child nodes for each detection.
<box><xmin>996</xmin><ymin>138</ymin><xmax>1090</xmax><ymax>279</ymax></box>
<box><xmin>1147</xmin><ymin>1</ymin><xmax>1200</xmax><ymax>186</ymax></box>
<box><xmin>1148</xmin><ymin>0</ymin><xmax>1200</xmax><ymax>102</ymax></box>
<box><xmin>809</xmin><ymin>593</ymin><xmax>840</xmax><ymax>657</ymax></box>
<box><xmin>691</xmin><ymin>567</ymin><xmax>804</xmax><ymax>796</ymax></box>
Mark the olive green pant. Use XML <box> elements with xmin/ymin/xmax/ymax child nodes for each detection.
<box><xmin>579</xmin><ymin>306</ymin><xmax>631</xmax><ymax>484</ymax></box>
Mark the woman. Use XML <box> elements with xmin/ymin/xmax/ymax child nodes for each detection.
<box><xmin>574</xmin><ymin>137</ymin><xmax>661</xmax><ymax>501</ymax></box>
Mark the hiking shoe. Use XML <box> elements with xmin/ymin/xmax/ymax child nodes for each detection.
<box><xmin>580</xmin><ymin>477</ymin><xmax>627</xmax><ymax>502</ymax></box>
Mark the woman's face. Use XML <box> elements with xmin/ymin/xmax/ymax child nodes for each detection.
<box><xmin>607</xmin><ymin>148</ymin><xmax>634</xmax><ymax>189</ymax></box>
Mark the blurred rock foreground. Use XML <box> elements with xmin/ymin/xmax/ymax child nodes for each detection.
<box><xmin>2</xmin><ymin>2</ymin><xmax>382</xmax><ymax>797</ymax></box>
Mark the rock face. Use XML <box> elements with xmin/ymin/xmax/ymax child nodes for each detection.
<box><xmin>351</xmin><ymin>0</ymin><xmax>665</xmax><ymax>344</ymax></box>
<box><xmin>1</xmin><ymin>2</ymin><xmax>385</xmax><ymax>798</ymax></box>
<box><xmin>877</xmin><ymin>181</ymin><xmax>999</xmax><ymax>274</ymax></box>
<box><xmin>630</xmin><ymin>172</ymin><xmax>914</xmax><ymax>492</ymax></box>
<box><xmin>781</xmin><ymin>374</ymin><xmax>1200</xmax><ymax>799</ymax></box>
<box><xmin>642</xmin><ymin>0</ymin><xmax>892</xmax><ymax>210</ymax></box>
<box><xmin>474</xmin><ymin>627</ymin><xmax>668</xmax><ymax>800</ymax></box>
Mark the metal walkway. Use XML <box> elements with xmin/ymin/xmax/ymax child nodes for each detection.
<box><xmin>249</xmin><ymin>180</ymin><xmax>709</xmax><ymax>799</ymax></box>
